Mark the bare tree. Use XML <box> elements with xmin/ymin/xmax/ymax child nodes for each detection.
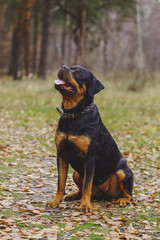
<box><xmin>136</xmin><ymin>0</ymin><xmax>146</xmax><ymax>87</ymax></box>
<box><xmin>0</xmin><ymin>0</ymin><xmax>8</xmax><ymax>69</ymax></box>
<box><xmin>32</xmin><ymin>0</ymin><xmax>38</xmax><ymax>74</ymax></box>
<box><xmin>38</xmin><ymin>0</ymin><xmax>51</xmax><ymax>79</ymax></box>
<box><xmin>12</xmin><ymin>1</ymin><xmax>25</xmax><ymax>80</ymax></box>
<box><xmin>76</xmin><ymin>0</ymin><xmax>88</xmax><ymax>65</ymax></box>
<box><xmin>23</xmin><ymin>0</ymin><xmax>35</xmax><ymax>77</ymax></box>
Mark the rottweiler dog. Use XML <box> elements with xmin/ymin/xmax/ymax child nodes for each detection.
<box><xmin>47</xmin><ymin>65</ymin><xmax>133</xmax><ymax>212</ymax></box>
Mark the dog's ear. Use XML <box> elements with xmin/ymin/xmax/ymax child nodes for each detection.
<box><xmin>88</xmin><ymin>74</ymin><xmax>104</xmax><ymax>97</ymax></box>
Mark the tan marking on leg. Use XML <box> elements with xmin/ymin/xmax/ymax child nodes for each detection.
<box><xmin>116</xmin><ymin>170</ymin><xmax>131</xmax><ymax>206</ymax></box>
<box><xmin>116</xmin><ymin>169</ymin><xmax>126</xmax><ymax>181</ymax></box>
<box><xmin>47</xmin><ymin>158</ymin><xmax>69</xmax><ymax>208</ymax></box>
<box><xmin>96</xmin><ymin>170</ymin><xmax>127</xmax><ymax>201</ymax></box>
<box><xmin>80</xmin><ymin>186</ymin><xmax>92</xmax><ymax>212</ymax></box>
<box><xmin>80</xmin><ymin>163</ymin><xmax>93</xmax><ymax>212</ymax></box>
<box><xmin>97</xmin><ymin>173</ymin><xmax>120</xmax><ymax>198</ymax></box>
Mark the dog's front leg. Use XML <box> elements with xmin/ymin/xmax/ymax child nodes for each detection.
<box><xmin>80</xmin><ymin>159</ymin><xmax>95</xmax><ymax>213</ymax></box>
<box><xmin>47</xmin><ymin>155</ymin><xmax>69</xmax><ymax>208</ymax></box>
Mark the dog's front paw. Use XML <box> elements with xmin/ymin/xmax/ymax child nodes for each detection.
<box><xmin>116</xmin><ymin>197</ymin><xmax>130</xmax><ymax>207</ymax></box>
<box><xmin>46</xmin><ymin>198</ymin><xmax>62</xmax><ymax>208</ymax></box>
<box><xmin>79</xmin><ymin>202</ymin><xmax>92</xmax><ymax>213</ymax></box>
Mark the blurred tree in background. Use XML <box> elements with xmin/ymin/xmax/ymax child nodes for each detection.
<box><xmin>38</xmin><ymin>0</ymin><xmax>52</xmax><ymax>79</ymax></box>
<box><xmin>0</xmin><ymin>0</ymin><xmax>160</xmax><ymax>85</ymax></box>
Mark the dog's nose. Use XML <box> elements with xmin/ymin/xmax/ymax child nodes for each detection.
<box><xmin>61</xmin><ymin>65</ymin><xmax>68</xmax><ymax>71</ymax></box>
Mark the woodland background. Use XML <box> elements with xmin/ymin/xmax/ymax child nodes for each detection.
<box><xmin>0</xmin><ymin>0</ymin><xmax>160</xmax><ymax>86</ymax></box>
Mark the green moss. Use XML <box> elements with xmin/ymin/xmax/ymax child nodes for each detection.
<box><xmin>32</xmin><ymin>202</ymin><xmax>43</xmax><ymax>208</ymax></box>
<box><xmin>9</xmin><ymin>193</ymin><xmax>25</xmax><ymax>201</ymax></box>
<box><xmin>0</xmin><ymin>209</ymin><xmax>19</xmax><ymax>217</ymax></box>
<box><xmin>0</xmin><ymin>178</ymin><xmax>6</xmax><ymax>182</ymax></box>
<box><xmin>57</xmin><ymin>231</ymin><xmax>64</xmax><ymax>237</ymax></box>
<box><xmin>27</xmin><ymin>223</ymin><xmax>44</xmax><ymax>230</ymax></box>
<box><xmin>0</xmin><ymin>156</ymin><xmax>17</xmax><ymax>162</ymax></box>
<box><xmin>24</xmin><ymin>134</ymin><xmax>35</xmax><ymax>140</ymax></box>
<box><xmin>89</xmin><ymin>234</ymin><xmax>106</xmax><ymax>240</ymax></box>
<box><xmin>73</xmin><ymin>222</ymin><xmax>105</xmax><ymax>233</ymax></box>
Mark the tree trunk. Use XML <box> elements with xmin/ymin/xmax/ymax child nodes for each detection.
<box><xmin>8</xmin><ymin>27</ymin><xmax>17</xmax><ymax>76</ymax></box>
<box><xmin>0</xmin><ymin>1</ymin><xmax>8</xmax><ymax>69</ymax></box>
<box><xmin>134</xmin><ymin>1</ymin><xmax>146</xmax><ymax>89</ymax></box>
<box><xmin>32</xmin><ymin>0</ymin><xmax>38</xmax><ymax>74</ymax></box>
<box><xmin>67</xmin><ymin>29</ymin><xmax>73</xmax><ymax>66</ymax></box>
<box><xmin>103</xmin><ymin>17</ymin><xmax>109</xmax><ymax>75</ymax></box>
<box><xmin>129</xmin><ymin>1</ymin><xmax>146</xmax><ymax>90</ymax></box>
<box><xmin>75</xmin><ymin>0</ymin><xmax>88</xmax><ymax>66</ymax></box>
<box><xmin>61</xmin><ymin>14</ymin><xmax>67</xmax><ymax>63</ymax></box>
<box><xmin>38</xmin><ymin>0</ymin><xmax>51</xmax><ymax>79</ymax></box>
<box><xmin>23</xmin><ymin>0</ymin><xmax>35</xmax><ymax>77</ymax></box>
<box><xmin>12</xmin><ymin>1</ymin><xmax>25</xmax><ymax>80</ymax></box>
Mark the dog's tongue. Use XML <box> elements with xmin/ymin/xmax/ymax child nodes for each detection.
<box><xmin>55</xmin><ymin>79</ymin><xmax>65</xmax><ymax>85</ymax></box>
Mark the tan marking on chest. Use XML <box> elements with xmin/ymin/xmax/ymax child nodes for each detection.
<box><xmin>55</xmin><ymin>131</ymin><xmax>90</xmax><ymax>155</ymax></box>
<box><xmin>55</xmin><ymin>131</ymin><xmax>67</xmax><ymax>150</ymax></box>
<box><xmin>68</xmin><ymin>135</ymin><xmax>90</xmax><ymax>154</ymax></box>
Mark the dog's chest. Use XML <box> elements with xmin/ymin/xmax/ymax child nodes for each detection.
<box><xmin>55</xmin><ymin>130</ymin><xmax>90</xmax><ymax>158</ymax></box>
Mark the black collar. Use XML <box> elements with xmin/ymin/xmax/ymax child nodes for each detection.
<box><xmin>56</xmin><ymin>102</ymin><xmax>95</xmax><ymax>119</ymax></box>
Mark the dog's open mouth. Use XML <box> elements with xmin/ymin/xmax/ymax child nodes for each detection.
<box><xmin>55</xmin><ymin>79</ymin><xmax>76</xmax><ymax>94</ymax></box>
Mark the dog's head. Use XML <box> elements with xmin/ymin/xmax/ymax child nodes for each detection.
<box><xmin>55</xmin><ymin>65</ymin><xmax>104</xmax><ymax>109</ymax></box>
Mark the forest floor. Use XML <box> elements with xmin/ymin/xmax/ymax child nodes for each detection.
<box><xmin>0</xmin><ymin>76</ymin><xmax>159</xmax><ymax>240</ymax></box>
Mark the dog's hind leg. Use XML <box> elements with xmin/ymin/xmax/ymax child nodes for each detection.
<box><xmin>65</xmin><ymin>171</ymin><xmax>83</xmax><ymax>201</ymax></box>
<box><xmin>116</xmin><ymin>169</ymin><xmax>133</xmax><ymax>206</ymax></box>
<box><xmin>97</xmin><ymin>168</ymin><xmax>133</xmax><ymax>206</ymax></box>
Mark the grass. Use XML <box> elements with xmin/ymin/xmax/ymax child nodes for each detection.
<box><xmin>74</xmin><ymin>222</ymin><xmax>105</xmax><ymax>232</ymax></box>
<box><xmin>0</xmin><ymin>209</ymin><xmax>19</xmax><ymax>218</ymax></box>
<box><xmin>0</xmin><ymin>75</ymin><xmax>159</xmax><ymax>239</ymax></box>
<box><xmin>89</xmin><ymin>234</ymin><xmax>106</xmax><ymax>240</ymax></box>
<box><xmin>9</xmin><ymin>192</ymin><xmax>26</xmax><ymax>201</ymax></box>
